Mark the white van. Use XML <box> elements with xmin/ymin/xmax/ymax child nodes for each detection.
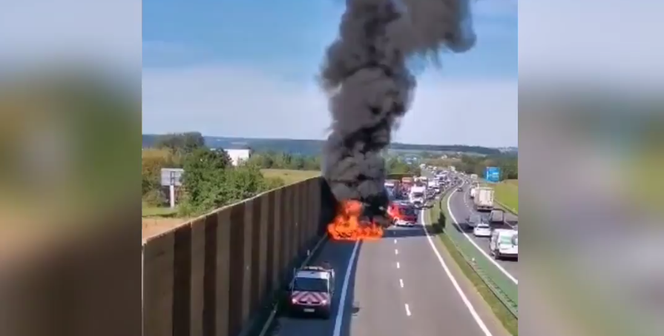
<box><xmin>489</xmin><ymin>229</ymin><xmax>518</xmax><ymax>260</ymax></box>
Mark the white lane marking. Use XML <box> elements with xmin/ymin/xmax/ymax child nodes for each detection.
<box><xmin>404</xmin><ymin>303</ymin><xmax>411</xmax><ymax>316</ymax></box>
<box><xmin>399</xmin><ymin>278</ymin><xmax>404</xmax><ymax>288</ymax></box>
<box><xmin>420</xmin><ymin>207</ymin><xmax>494</xmax><ymax>336</ymax></box>
<box><xmin>333</xmin><ymin>241</ymin><xmax>361</xmax><ymax>336</ymax></box>
<box><xmin>396</xmin><ymin>261</ymin><xmax>400</xmax><ymax>269</ymax></box>
<box><xmin>447</xmin><ymin>189</ymin><xmax>518</xmax><ymax>284</ymax></box>
<box><xmin>395</xmin><ymin>249</ymin><xmax>399</xmax><ymax>255</ymax></box>
<box><xmin>394</xmin><ymin>238</ymin><xmax>397</xmax><ymax>244</ymax></box>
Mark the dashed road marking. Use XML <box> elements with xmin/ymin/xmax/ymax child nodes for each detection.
<box><xmin>396</xmin><ymin>261</ymin><xmax>400</xmax><ymax>269</ymax></box>
<box><xmin>404</xmin><ymin>303</ymin><xmax>411</xmax><ymax>316</ymax></box>
<box><xmin>399</xmin><ymin>279</ymin><xmax>404</xmax><ymax>288</ymax></box>
<box><xmin>395</xmin><ymin>249</ymin><xmax>399</xmax><ymax>255</ymax></box>
<box><xmin>394</xmin><ymin>238</ymin><xmax>397</xmax><ymax>244</ymax></box>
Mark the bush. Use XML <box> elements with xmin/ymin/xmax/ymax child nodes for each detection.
<box><xmin>143</xmin><ymin>188</ymin><xmax>166</xmax><ymax>207</ymax></box>
<box><xmin>176</xmin><ymin>148</ymin><xmax>282</xmax><ymax>216</ymax></box>
<box><xmin>142</xmin><ymin>148</ymin><xmax>183</xmax><ymax>195</ymax></box>
<box><xmin>264</xmin><ymin>177</ymin><xmax>286</xmax><ymax>190</ymax></box>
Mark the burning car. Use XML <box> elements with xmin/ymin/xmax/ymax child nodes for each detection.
<box><xmin>286</xmin><ymin>265</ymin><xmax>335</xmax><ymax>319</ymax></box>
<box><xmin>327</xmin><ymin>200</ymin><xmax>385</xmax><ymax>240</ymax></box>
<box><xmin>388</xmin><ymin>202</ymin><xmax>418</xmax><ymax>227</ymax></box>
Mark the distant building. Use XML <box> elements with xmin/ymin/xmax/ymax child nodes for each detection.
<box><xmin>213</xmin><ymin>144</ymin><xmax>252</xmax><ymax>166</ymax></box>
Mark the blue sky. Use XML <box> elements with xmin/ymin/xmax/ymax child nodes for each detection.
<box><xmin>143</xmin><ymin>0</ymin><xmax>518</xmax><ymax>146</ymax></box>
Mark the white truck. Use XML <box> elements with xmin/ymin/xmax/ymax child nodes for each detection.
<box><xmin>409</xmin><ymin>185</ymin><xmax>426</xmax><ymax>208</ymax></box>
<box><xmin>473</xmin><ymin>187</ymin><xmax>494</xmax><ymax>211</ymax></box>
<box><xmin>470</xmin><ymin>173</ymin><xmax>478</xmax><ymax>180</ymax></box>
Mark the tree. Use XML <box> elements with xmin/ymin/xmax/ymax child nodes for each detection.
<box><xmin>386</xmin><ymin>157</ymin><xmax>420</xmax><ymax>175</ymax></box>
<box><xmin>179</xmin><ymin>148</ymin><xmax>233</xmax><ymax>213</ymax></box>
<box><xmin>142</xmin><ymin>148</ymin><xmax>183</xmax><ymax>195</ymax></box>
<box><xmin>178</xmin><ymin>148</ymin><xmax>284</xmax><ymax>216</ymax></box>
<box><xmin>155</xmin><ymin>132</ymin><xmax>205</xmax><ymax>154</ymax></box>
<box><xmin>454</xmin><ymin>153</ymin><xmax>518</xmax><ymax>180</ymax></box>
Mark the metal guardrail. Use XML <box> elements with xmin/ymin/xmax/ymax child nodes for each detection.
<box><xmin>437</xmin><ymin>215</ymin><xmax>519</xmax><ymax>317</ymax></box>
<box><xmin>429</xmin><ymin>186</ymin><xmax>518</xmax><ymax>319</ymax></box>
<box><xmin>495</xmin><ymin>200</ymin><xmax>518</xmax><ymax>215</ymax></box>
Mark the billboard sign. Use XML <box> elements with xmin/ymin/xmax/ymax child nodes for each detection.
<box><xmin>160</xmin><ymin>168</ymin><xmax>184</xmax><ymax>187</ymax></box>
<box><xmin>485</xmin><ymin>166</ymin><xmax>500</xmax><ymax>183</ymax></box>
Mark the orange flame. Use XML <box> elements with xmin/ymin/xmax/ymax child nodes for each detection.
<box><xmin>327</xmin><ymin>200</ymin><xmax>383</xmax><ymax>241</ymax></box>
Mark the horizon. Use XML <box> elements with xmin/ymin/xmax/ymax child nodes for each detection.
<box><xmin>142</xmin><ymin>133</ymin><xmax>517</xmax><ymax>149</ymax></box>
<box><xmin>143</xmin><ymin>0</ymin><xmax>517</xmax><ymax>147</ymax></box>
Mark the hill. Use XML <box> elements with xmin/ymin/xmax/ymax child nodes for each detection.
<box><xmin>142</xmin><ymin>134</ymin><xmax>502</xmax><ymax>156</ymax></box>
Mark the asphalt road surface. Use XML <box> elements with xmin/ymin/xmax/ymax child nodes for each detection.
<box><xmin>447</xmin><ymin>183</ymin><xmax>519</xmax><ymax>281</ymax></box>
<box><xmin>271</xmin><ymin>211</ymin><xmax>509</xmax><ymax>336</ymax></box>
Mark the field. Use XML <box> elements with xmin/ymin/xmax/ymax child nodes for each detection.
<box><xmin>142</xmin><ymin>203</ymin><xmax>189</xmax><ymax>239</ymax></box>
<box><xmin>494</xmin><ymin>179</ymin><xmax>519</xmax><ymax>214</ymax></box>
<box><xmin>629</xmin><ymin>151</ymin><xmax>662</xmax><ymax>213</ymax></box>
<box><xmin>261</xmin><ymin>169</ymin><xmax>321</xmax><ymax>185</ymax></box>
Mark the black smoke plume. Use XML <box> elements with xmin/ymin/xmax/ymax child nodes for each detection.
<box><xmin>320</xmin><ymin>0</ymin><xmax>475</xmax><ymax>223</ymax></box>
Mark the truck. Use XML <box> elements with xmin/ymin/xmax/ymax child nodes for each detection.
<box><xmin>473</xmin><ymin>187</ymin><xmax>494</xmax><ymax>211</ymax></box>
<box><xmin>401</xmin><ymin>177</ymin><xmax>413</xmax><ymax>195</ymax></box>
<box><xmin>470</xmin><ymin>173</ymin><xmax>478</xmax><ymax>180</ymax></box>
<box><xmin>469</xmin><ymin>187</ymin><xmax>477</xmax><ymax>199</ymax></box>
<box><xmin>409</xmin><ymin>185</ymin><xmax>426</xmax><ymax>208</ymax></box>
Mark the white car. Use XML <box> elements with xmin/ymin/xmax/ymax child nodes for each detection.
<box><xmin>473</xmin><ymin>223</ymin><xmax>492</xmax><ymax>237</ymax></box>
<box><xmin>394</xmin><ymin>219</ymin><xmax>414</xmax><ymax>227</ymax></box>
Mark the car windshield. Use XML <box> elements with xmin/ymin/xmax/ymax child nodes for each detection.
<box><xmin>499</xmin><ymin>234</ymin><xmax>517</xmax><ymax>245</ymax></box>
<box><xmin>293</xmin><ymin>277</ymin><xmax>328</xmax><ymax>292</ymax></box>
<box><xmin>477</xmin><ymin>224</ymin><xmax>490</xmax><ymax>229</ymax></box>
<box><xmin>401</xmin><ymin>207</ymin><xmax>416</xmax><ymax>216</ymax></box>
<box><xmin>412</xmin><ymin>192</ymin><xmax>423</xmax><ymax>198</ymax></box>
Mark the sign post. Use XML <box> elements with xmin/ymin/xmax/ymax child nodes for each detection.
<box><xmin>161</xmin><ymin>168</ymin><xmax>184</xmax><ymax>208</ymax></box>
<box><xmin>485</xmin><ymin>166</ymin><xmax>501</xmax><ymax>183</ymax></box>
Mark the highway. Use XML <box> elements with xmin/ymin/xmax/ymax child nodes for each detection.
<box><xmin>270</xmin><ymin>211</ymin><xmax>509</xmax><ymax>336</ymax></box>
<box><xmin>446</xmin><ymin>182</ymin><xmax>519</xmax><ymax>282</ymax></box>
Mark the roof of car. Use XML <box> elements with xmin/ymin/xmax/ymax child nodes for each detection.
<box><xmin>493</xmin><ymin>228</ymin><xmax>517</xmax><ymax>235</ymax></box>
<box><xmin>295</xmin><ymin>270</ymin><xmax>330</xmax><ymax>280</ymax></box>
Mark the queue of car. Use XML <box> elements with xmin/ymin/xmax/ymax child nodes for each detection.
<box><xmin>467</xmin><ymin>212</ymin><xmax>519</xmax><ymax>260</ymax></box>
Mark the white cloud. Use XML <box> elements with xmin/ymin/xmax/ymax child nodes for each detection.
<box><xmin>143</xmin><ymin>64</ymin><xmax>517</xmax><ymax>147</ymax></box>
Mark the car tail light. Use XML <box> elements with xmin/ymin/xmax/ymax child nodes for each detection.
<box><xmin>321</xmin><ymin>299</ymin><xmax>328</xmax><ymax>304</ymax></box>
<box><xmin>291</xmin><ymin>298</ymin><xmax>297</xmax><ymax>304</ymax></box>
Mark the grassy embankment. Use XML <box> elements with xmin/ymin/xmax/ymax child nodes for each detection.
<box><xmin>260</xmin><ymin>169</ymin><xmax>320</xmax><ymax>185</ymax></box>
<box><xmin>493</xmin><ymin>179</ymin><xmax>518</xmax><ymax>214</ymax></box>
<box><xmin>427</xmin><ymin>196</ymin><xmax>518</xmax><ymax>335</ymax></box>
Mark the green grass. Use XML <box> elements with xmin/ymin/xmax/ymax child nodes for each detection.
<box><xmin>260</xmin><ymin>169</ymin><xmax>321</xmax><ymax>185</ymax></box>
<box><xmin>142</xmin><ymin>203</ymin><xmax>178</xmax><ymax>217</ymax></box>
<box><xmin>630</xmin><ymin>153</ymin><xmax>663</xmax><ymax>214</ymax></box>
<box><xmin>427</xmin><ymin>197</ymin><xmax>518</xmax><ymax>335</ymax></box>
<box><xmin>493</xmin><ymin>179</ymin><xmax>518</xmax><ymax>214</ymax></box>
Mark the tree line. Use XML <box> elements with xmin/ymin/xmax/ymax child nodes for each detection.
<box><xmin>425</xmin><ymin>154</ymin><xmax>518</xmax><ymax>180</ymax></box>
<box><xmin>143</xmin><ymin>132</ymin><xmax>453</xmax><ymax>216</ymax></box>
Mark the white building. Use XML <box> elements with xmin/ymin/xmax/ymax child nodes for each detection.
<box><xmin>224</xmin><ymin>147</ymin><xmax>251</xmax><ymax>166</ymax></box>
